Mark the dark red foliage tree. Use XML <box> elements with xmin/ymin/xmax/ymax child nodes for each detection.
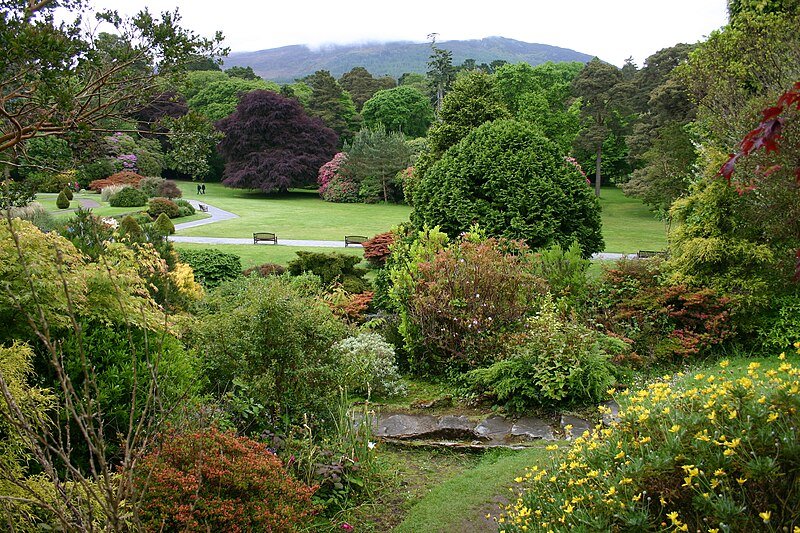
<box><xmin>216</xmin><ymin>90</ymin><xmax>339</xmax><ymax>193</ymax></box>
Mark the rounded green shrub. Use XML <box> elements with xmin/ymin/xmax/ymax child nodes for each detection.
<box><xmin>55</xmin><ymin>189</ymin><xmax>70</xmax><ymax>209</ymax></box>
<box><xmin>147</xmin><ymin>197</ymin><xmax>180</xmax><ymax>219</ymax></box>
<box><xmin>193</xmin><ymin>275</ymin><xmax>347</xmax><ymax>430</ymax></box>
<box><xmin>176</xmin><ymin>248</ymin><xmax>242</xmax><ymax>287</ymax></box>
<box><xmin>466</xmin><ymin>297</ymin><xmax>617</xmax><ymax>410</ymax></box>
<box><xmin>117</xmin><ymin>215</ymin><xmax>145</xmax><ymax>241</ymax></box>
<box><xmin>108</xmin><ymin>186</ymin><xmax>148</xmax><ymax>207</ymax></box>
<box><xmin>153</xmin><ymin>212</ymin><xmax>175</xmax><ymax>235</ymax></box>
<box><xmin>412</xmin><ymin>119</ymin><xmax>603</xmax><ymax>257</ymax></box>
<box><xmin>61</xmin><ymin>186</ymin><xmax>73</xmax><ymax>201</ymax></box>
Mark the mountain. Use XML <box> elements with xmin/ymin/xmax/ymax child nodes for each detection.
<box><xmin>223</xmin><ymin>36</ymin><xmax>595</xmax><ymax>83</ymax></box>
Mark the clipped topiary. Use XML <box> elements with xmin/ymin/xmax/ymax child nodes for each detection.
<box><xmin>412</xmin><ymin>119</ymin><xmax>603</xmax><ymax>257</ymax></box>
<box><xmin>153</xmin><ymin>212</ymin><xmax>175</xmax><ymax>235</ymax></box>
<box><xmin>108</xmin><ymin>186</ymin><xmax>148</xmax><ymax>207</ymax></box>
<box><xmin>55</xmin><ymin>189</ymin><xmax>70</xmax><ymax>209</ymax></box>
<box><xmin>117</xmin><ymin>215</ymin><xmax>145</xmax><ymax>241</ymax></box>
<box><xmin>61</xmin><ymin>186</ymin><xmax>73</xmax><ymax>201</ymax></box>
<box><xmin>147</xmin><ymin>197</ymin><xmax>180</xmax><ymax>218</ymax></box>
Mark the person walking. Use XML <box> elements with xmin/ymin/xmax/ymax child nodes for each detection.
<box><xmin>201</xmin><ymin>183</ymin><xmax>206</xmax><ymax>195</ymax></box>
<box><xmin>197</xmin><ymin>183</ymin><xmax>202</xmax><ymax>194</ymax></box>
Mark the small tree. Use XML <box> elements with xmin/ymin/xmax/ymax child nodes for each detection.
<box><xmin>153</xmin><ymin>212</ymin><xmax>175</xmax><ymax>235</ymax></box>
<box><xmin>55</xmin><ymin>189</ymin><xmax>70</xmax><ymax>209</ymax></box>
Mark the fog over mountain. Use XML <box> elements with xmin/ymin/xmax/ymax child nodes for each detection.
<box><xmin>223</xmin><ymin>36</ymin><xmax>595</xmax><ymax>83</ymax></box>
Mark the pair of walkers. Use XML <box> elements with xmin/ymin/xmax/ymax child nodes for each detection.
<box><xmin>196</xmin><ymin>183</ymin><xmax>206</xmax><ymax>195</ymax></box>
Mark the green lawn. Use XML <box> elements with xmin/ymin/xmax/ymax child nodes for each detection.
<box><xmin>175</xmin><ymin>182</ymin><xmax>665</xmax><ymax>252</ymax></box>
<box><xmin>393</xmin><ymin>446</ymin><xmax>552</xmax><ymax>533</ymax></box>
<box><xmin>598</xmin><ymin>187</ymin><xmax>668</xmax><ymax>253</ymax></box>
<box><xmin>172</xmin><ymin>242</ymin><xmax>364</xmax><ymax>269</ymax></box>
<box><xmin>174</xmin><ymin>181</ymin><xmax>411</xmax><ymax>241</ymax></box>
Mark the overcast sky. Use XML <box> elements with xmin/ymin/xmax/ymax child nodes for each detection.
<box><xmin>81</xmin><ymin>0</ymin><xmax>729</xmax><ymax>68</ymax></box>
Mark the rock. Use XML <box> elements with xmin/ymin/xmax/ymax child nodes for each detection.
<box><xmin>601</xmin><ymin>400</ymin><xmax>620</xmax><ymax>426</ymax></box>
<box><xmin>436</xmin><ymin>414</ymin><xmax>477</xmax><ymax>440</ymax></box>
<box><xmin>560</xmin><ymin>415</ymin><xmax>592</xmax><ymax>440</ymax></box>
<box><xmin>474</xmin><ymin>415</ymin><xmax>513</xmax><ymax>442</ymax></box>
<box><xmin>374</xmin><ymin>413</ymin><xmax>439</xmax><ymax>439</ymax></box>
<box><xmin>510</xmin><ymin>417</ymin><xmax>555</xmax><ymax>441</ymax></box>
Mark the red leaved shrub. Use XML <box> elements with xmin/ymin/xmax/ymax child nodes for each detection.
<box><xmin>88</xmin><ymin>170</ymin><xmax>145</xmax><ymax>191</ymax></box>
<box><xmin>136</xmin><ymin>428</ymin><xmax>316</xmax><ymax>532</ymax></box>
<box><xmin>592</xmin><ymin>258</ymin><xmax>733</xmax><ymax>362</ymax></box>
<box><xmin>407</xmin><ymin>239</ymin><xmax>545</xmax><ymax>374</ymax></box>
<box><xmin>362</xmin><ymin>231</ymin><xmax>395</xmax><ymax>267</ymax></box>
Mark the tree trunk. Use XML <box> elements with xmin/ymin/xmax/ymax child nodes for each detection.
<box><xmin>595</xmin><ymin>143</ymin><xmax>602</xmax><ymax>198</ymax></box>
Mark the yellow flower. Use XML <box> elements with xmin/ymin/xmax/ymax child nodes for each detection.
<box><xmin>669</xmin><ymin>424</ymin><xmax>681</xmax><ymax>433</ymax></box>
<box><xmin>737</xmin><ymin>477</ymin><xmax>747</xmax><ymax>485</ymax></box>
<box><xmin>759</xmin><ymin>511</ymin><xmax>771</xmax><ymax>523</ymax></box>
<box><xmin>546</xmin><ymin>444</ymin><xmax>559</xmax><ymax>451</ymax></box>
<box><xmin>714</xmin><ymin>469</ymin><xmax>726</xmax><ymax>477</ymax></box>
<box><xmin>767</xmin><ymin>412</ymin><xmax>779</xmax><ymax>422</ymax></box>
<box><xmin>719</xmin><ymin>359</ymin><xmax>730</xmax><ymax>368</ymax></box>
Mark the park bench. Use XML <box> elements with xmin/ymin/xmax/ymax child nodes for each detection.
<box><xmin>198</xmin><ymin>204</ymin><xmax>209</xmax><ymax>212</ymax></box>
<box><xmin>344</xmin><ymin>235</ymin><xmax>367</xmax><ymax>247</ymax></box>
<box><xmin>253</xmin><ymin>232</ymin><xmax>277</xmax><ymax>245</ymax></box>
<box><xmin>637</xmin><ymin>250</ymin><xmax>667</xmax><ymax>259</ymax></box>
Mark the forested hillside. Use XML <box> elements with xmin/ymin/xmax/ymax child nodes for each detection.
<box><xmin>223</xmin><ymin>36</ymin><xmax>594</xmax><ymax>82</ymax></box>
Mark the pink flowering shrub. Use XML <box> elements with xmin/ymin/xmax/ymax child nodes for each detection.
<box><xmin>318</xmin><ymin>153</ymin><xmax>359</xmax><ymax>203</ymax></box>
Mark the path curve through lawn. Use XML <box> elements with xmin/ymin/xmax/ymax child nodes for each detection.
<box><xmin>79</xmin><ymin>198</ymin><xmax>101</xmax><ymax>208</ymax></box>
<box><xmin>169</xmin><ymin>199</ymin><xmax>630</xmax><ymax>257</ymax></box>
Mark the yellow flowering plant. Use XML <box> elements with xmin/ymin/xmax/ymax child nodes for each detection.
<box><xmin>500</xmin><ymin>349</ymin><xmax>800</xmax><ymax>532</ymax></box>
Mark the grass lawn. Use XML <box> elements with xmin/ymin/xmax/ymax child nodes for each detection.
<box><xmin>598</xmin><ymin>187</ymin><xmax>668</xmax><ymax>253</ymax></box>
<box><xmin>175</xmin><ymin>182</ymin><xmax>665</xmax><ymax>252</ymax></box>
<box><xmin>174</xmin><ymin>181</ymin><xmax>411</xmax><ymax>241</ymax></box>
<box><xmin>172</xmin><ymin>242</ymin><xmax>364</xmax><ymax>269</ymax></box>
<box><xmin>392</xmin><ymin>446</ymin><xmax>551</xmax><ymax>533</ymax></box>
<box><xmin>36</xmin><ymin>192</ymin><xmax>211</xmax><ymax>224</ymax></box>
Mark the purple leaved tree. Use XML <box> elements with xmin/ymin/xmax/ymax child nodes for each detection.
<box><xmin>216</xmin><ymin>90</ymin><xmax>339</xmax><ymax>193</ymax></box>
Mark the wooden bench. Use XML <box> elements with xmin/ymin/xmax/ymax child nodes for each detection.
<box><xmin>344</xmin><ymin>235</ymin><xmax>367</xmax><ymax>247</ymax></box>
<box><xmin>253</xmin><ymin>232</ymin><xmax>277</xmax><ymax>245</ymax></box>
<box><xmin>198</xmin><ymin>204</ymin><xmax>209</xmax><ymax>212</ymax></box>
<box><xmin>637</xmin><ymin>250</ymin><xmax>667</xmax><ymax>259</ymax></box>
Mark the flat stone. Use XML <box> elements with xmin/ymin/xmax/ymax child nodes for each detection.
<box><xmin>475</xmin><ymin>415</ymin><xmax>513</xmax><ymax>441</ymax></box>
<box><xmin>560</xmin><ymin>415</ymin><xmax>592</xmax><ymax>440</ymax></box>
<box><xmin>435</xmin><ymin>415</ymin><xmax>477</xmax><ymax>440</ymax></box>
<box><xmin>510</xmin><ymin>417</ymin><xmax>555</xmax><ymax>441</ymax></box>
<box><xmin>602</xmin><ymin>400</ymin><xmax>621</xmax><ymax>426</ymax></box>
<box><xmin>374</xmin><ymin>413</ymin><xmax>439</xmax><ymax>439</ymax></box>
